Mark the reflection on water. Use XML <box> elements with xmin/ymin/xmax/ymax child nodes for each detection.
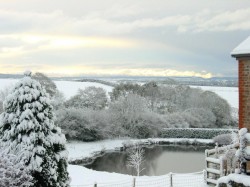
<box><xmin>84</xmin><ymin>145</ymin><xmax>210</xmax><ymax>176</ymax></box>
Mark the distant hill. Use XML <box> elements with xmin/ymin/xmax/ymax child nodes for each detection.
<box><xmin>170</xmin><ymin>76</ymin><xmax>238</xmax><ymax>87</ymax></box>
<box><xmin>0</xmin><ymin>74</ymin><xmax>23</xmax><ymax>79</ymax></box>
<box><xmin>0</xmin><ymin>74</ymin><xmax>238</xmax><ymax>87</ymax></box>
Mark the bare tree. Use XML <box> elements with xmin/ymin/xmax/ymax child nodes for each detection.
<box><xmin>126</xmin><ymin>144</ymin><xmax>145</xmax><ymax>176</ymax></box>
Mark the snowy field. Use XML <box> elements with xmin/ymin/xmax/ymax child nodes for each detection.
<box><xmin>55</xmin><ymin>81</ymin><xmax>113</xmax><ymax>99</ymax></box>
<box><xmin>0</xmin><ymin>79</ymin><xmax>113</xmax><ymax>99</ymax></box>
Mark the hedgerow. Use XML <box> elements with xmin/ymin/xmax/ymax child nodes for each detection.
<box><xmin>161</xmin><ymin>128</ymin><xmax>238</xmax><ymax>139</ymax></box>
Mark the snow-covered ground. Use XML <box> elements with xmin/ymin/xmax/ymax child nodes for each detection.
<box><xmin>190</xmin><ymin>86</ymin><xmax>238</xmax><ymax>109</ymax></box>
<box><xmin>68</xmin><ymin>164</ymin><xmax>207</xmax><ymax>187</ymax></box>
<box><xmin>68</xmin><ymin>165</ymin><xmax>133</xmax><ymax>187</ymax></box>
<box><xmin>0</xmin><ymin>79</ymin><xmax>18</xmax><ymax>90</ymax></box>
<box><xmin>0</xmin><ymin>79</ymin><xmax>113</xmax><ymax>99</ymax></box>
<box><xmin>55</xmin><ymin>81</ymin><xmax>113</xmax><ymax>99</ymax></box>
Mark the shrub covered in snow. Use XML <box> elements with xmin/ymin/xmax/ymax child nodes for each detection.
<box><xmin>235</xmin><ymin>128</ymin><xmax>250</xmax><ymax>174</ymax></box>
<box><xmin>213</xmin><ymin>134</ymin><xmax>232</xmax><ymax>145</ymax></box>
<box><xmin>161</xmin><ymin>128</ymin><xmax>238</xmax><ymax>139</ymax></box>
<box><xmin>0</xmin><ymin>150</ymin><xmax>33</xmax><ymax>187</ymax></box>
<box><xmin>217</xmin><ymin>174</ymin><xmax>250</xmax><ymax>187</ymax></box>
<box><xmin>55</xmin><ymin>108</ymin><xmax>104</xmax><ymax>141</ymax></box>
<box><xmin>0</xmin><ymin>72</ymin><xmax>69</xmax><ymax>187</ymax></box>
<box><xmin>182</xmin><ymin>108</ymin><xmax>216</xmax><ymax>128</ymax></box>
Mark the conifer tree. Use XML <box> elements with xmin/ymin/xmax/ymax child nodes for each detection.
<box><xmin>0</xmin><ymin>71</ymin><xmax>69</xmax><ymax>187</ymax></box>
<box><xmin>0</xmin><ymin>151</ymin><xmax>33</xmax><ymax>187</ymax></box>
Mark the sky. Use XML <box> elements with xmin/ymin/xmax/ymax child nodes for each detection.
<box><xmin>0</xmin><ymin>0</ymin><xmax>250</xmax><ymax>78</ymax></box>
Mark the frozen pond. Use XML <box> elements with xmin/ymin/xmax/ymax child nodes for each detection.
<box><xmin>84</xmin><ymin>145</ymin><xmax>211</xmax><ymax>176</ymax></box>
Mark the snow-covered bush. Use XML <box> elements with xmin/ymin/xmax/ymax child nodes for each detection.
<box><xmin>161</xmin><ymin>128</ymin><xmax>237</xmax><ymax>139</ymax></box>
<box><xmin>200</xmin><ymin>91</ymin><xmax>233</xmax><ymax>127</ymax></box>
<box><xmin>213</xmin><ymin>134</ymin><xmax>232</xmax><ymax>145</ymax></box>
<box><xmin>182</xmin><ymin>108</ymin><xmax>216</xmax><ymax>128</ymax></box>
<box><xmin>164</xmin><ymin>112</ymin><xmax>189</xmax><ymax>128</ymax></box>
<box><xmin>217</xmin><ymin>174</ymin><xmax>250</xmax><ymax>187</ymax></box>
<box><xmin>0</xmin><ymin>71</ymin><xmax>69</xmax><ymax>187</ymax></box>
<box><xmin>235</xmin><ymin>128</ymin><xmax>250</xmax><ymax>174</ymax></box>
<box><xmin>223</xmin><ymin>149</ymin><xmax>238</xmax><ymax>174</ymax></box>
<box><xmin>56</xmin><ymin>108</ymin><xmax>104</xmax><ymax>141</ymax></box>
<box><xmin>0</xmin><ymin>150</ymin><xmax>33</xmax><ymax>187</ymax></box>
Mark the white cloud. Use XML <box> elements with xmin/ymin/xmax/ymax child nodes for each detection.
<box><xmin>0</xmin><ymin>34</ymin><xmax>138</xmax><ymax>58</ymax></box>
<box><xmin>0</xmin><ymin>7</ymin><xmax>250</xmax><ymax>36</ymax></box>
<box><xmin>0</xmin><ymin>1</ymin><xmax>246</xmax><ymax>77</ymax></box>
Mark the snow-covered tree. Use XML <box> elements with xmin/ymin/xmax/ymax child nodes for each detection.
<box><xmin>32</xmin><ymin>72</ymin><xmax>57</xmax><ymax>98</ymax></box>
<box><xmin>0</xmin><ymin>71</ymin><xmax>69</xmax><ymax>187</ymax></box>
<box><xmin>65</xmin><ymin>86</ymin><xmax>108</xmax><ymax>110</ymax></box>
<box><xmin>51</xmin><ymin>90</ymin><xmax>66</xmax><ymax>110</ymax></box>
<box><xmin>55</xmin><ymin>108</ymin><xmax>103</xmax><ymax>141</ymax></box>
<box><xmin>126</xmin><ymin>144</ymin><xmax>145</xmax><ymax>176</ymax></box>
<box><xmin>0</xmin><ymin>85</ymin><xmax>13</xmax><ymax>114</ymax></box>
<box><xmin>0</xmin><ymin>150</ymin><xmax>33</xmax><ymax>187</ymax></box>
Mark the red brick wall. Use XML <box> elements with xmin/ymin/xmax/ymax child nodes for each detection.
<box><xmin>238</xmin><ymin>59</ymin><xmax>250</xmax><ymax>131</ymax></box>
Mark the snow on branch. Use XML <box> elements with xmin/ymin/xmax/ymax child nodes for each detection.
<box><xmin>24</xmin><ymin>70</ymin><xmax>32</xmax><ymax>77</ymax></box>
<box><xmin>126</xmin><ymin>144</ymin><xmax>145</xmax><ymax>176</ymax></box>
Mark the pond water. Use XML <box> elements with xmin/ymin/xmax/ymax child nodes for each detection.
<box><xmin>84</xmin><ymin>145</ymin><xmax>211</xmax><ymax>176</ymax></box>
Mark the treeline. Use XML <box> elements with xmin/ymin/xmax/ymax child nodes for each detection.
<box><xmin>0</xmin><ymin>74</ymin><xmax>236</xmax><ymax>142</ymax></box>
<box><xmin>76</xmin><ymin>78</ymin><xmax>117</xmax><ymax>87</ymax></box>
<box><xmin>55</xmin><ymin>82</ymin><xmax>236</xmax><ymax>141</ymax></box>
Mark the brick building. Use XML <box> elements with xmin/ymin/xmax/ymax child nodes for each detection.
<box><xmin>231</xmin><ymin>36</ymin><xmax>250</xmax><ymax>131</ymax></box>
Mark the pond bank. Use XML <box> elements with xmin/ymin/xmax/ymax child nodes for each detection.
<box><xmin>67</xmin><ymin>138</ymin><xmax>214</xmax><ymax>165</ymax></box>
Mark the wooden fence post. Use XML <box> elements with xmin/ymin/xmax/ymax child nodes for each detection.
<box><xmin>203</xmin><ymin>169</ymin><xmax>206</xmax><ymax>183</ymax></box>
<box><xmin>170</xmin><ymin>172</ymin><xmax>173</xmax><ymax>187</ymax></box>
<box><xmin>219</xmin><ymin>156</ymin><xmax>224</xmax><ymax>177</ymax></box>
<box><xmin>133</xmin><ymin>177</ymin><xmax>136</xmax><ymax>187</ymax></box>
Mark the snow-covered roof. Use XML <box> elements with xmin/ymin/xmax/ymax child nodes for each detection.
<box><xmin>231</xmin><ymin>36</ymin><xmax>250</xmax><ymax>58</ymax></box>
